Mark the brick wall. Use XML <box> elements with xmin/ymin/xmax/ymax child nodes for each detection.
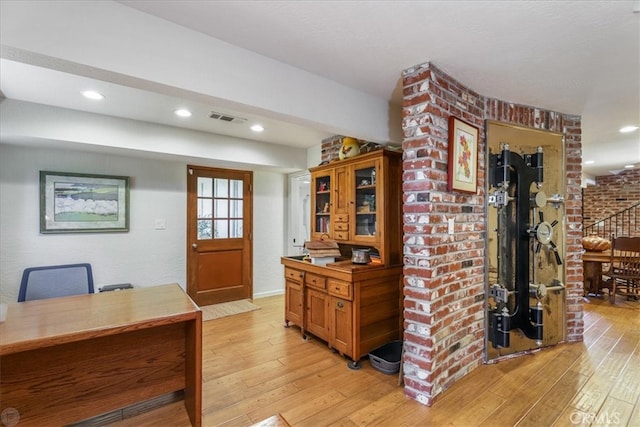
<box><xmin>320</xmin><ymin>135</ymin><xmax>391</xmax><ymax>163</ymax></box>
<box><xmin>401</xmin><ymin>63</ymin><xmax>486</xmax><ymax>406</ymax></box>
<box><xmin>321</xmin><ymin>135</ymin><xmax>344</xmax><ymax>162</ymax></box>
<box><xmin>401</xmin><ymin>62</ymin><xmax>584</xmax><ymax>406</ymax></box>
<box><xmin>583</xmin><ymin>168</ymin><xmax>640</xmax><ymax>234</ymax></box>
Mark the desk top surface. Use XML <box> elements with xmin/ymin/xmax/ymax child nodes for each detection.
<box><xmin>0</xmin><ymin>283</ymin><xmax>200</xmax><ymax>355</ymax></box>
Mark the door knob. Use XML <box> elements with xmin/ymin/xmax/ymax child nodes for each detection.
<box><xmin>192</xmin><ymin>243</ymin><xmax>198</xmax><ymax>249</ymax></box>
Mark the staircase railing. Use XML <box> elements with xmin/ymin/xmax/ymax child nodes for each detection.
<box><xmin>583</xmin><ymin>202</ymin><xmax>640</xmax><ymax>239</ymax></box>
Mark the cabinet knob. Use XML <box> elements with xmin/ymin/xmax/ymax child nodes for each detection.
<box><xmin>337</xmin><ymin>301</ymin><xmax>344</xmax><ymax>309</ymax></box>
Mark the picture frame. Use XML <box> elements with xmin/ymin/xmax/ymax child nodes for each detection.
<box><xmin>447</xmin><ymin>116</ymin><xmax>479</xmax><ymax>194</ymax></box>
<box><xmin>40</xmin><ymin>171</ymin><xmax>130</xmax><ymax>233</ymax></box>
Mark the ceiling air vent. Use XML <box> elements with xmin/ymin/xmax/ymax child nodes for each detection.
<box><xmin>209</xmin><ymin>111</ymin><xmax>247</xmax><ymax>123</ymax></box>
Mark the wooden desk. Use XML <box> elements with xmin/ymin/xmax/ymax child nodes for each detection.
<box><xmin>583</xmin><ymin>251</ymin><xmax>611</xmax><ymax>295</ymax></box>
<box><xmin>0</xmin><ymin>284</ymin><xmax>202</xmax><ymax>426</ymax></box>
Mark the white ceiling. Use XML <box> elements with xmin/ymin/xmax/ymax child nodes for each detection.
<box><xmin>1</xmin><ymin>0</ymin><xmax>639</xmax><ymax>177</ymax></box>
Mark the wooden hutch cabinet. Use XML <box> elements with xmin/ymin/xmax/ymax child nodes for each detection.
<box><xmin>310</xmin><ymin>149</ymin><xmax>403</xmax><ymax>265</ymax></box>
<box><xmin>281</xmin><ymin>149</ymin><xmax>403</xmax><ymax>368</ymax></box>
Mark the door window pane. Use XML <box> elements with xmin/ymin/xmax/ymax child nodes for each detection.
<box><xmin>214</xmin><ymin>219</ymin><xmax>229</xmax><ymax>238</ymax></box>
<box><xmin>214</xmin><ymin>199</ymin><xmax>228</xmax><ymax>218</ymax></box>
<box><xmin>197</xmin><ymin>177</ymin><xmax>212</xmax><ymax>197</ymax></box>
<box><xmin>195</xmin><ymin>175</ymin><xmax>245</xmax><ymax>240</ymax></box>
<box><xmin>230</xmin><ymin>179</ymin><xmax>243</xmax><ymax>198</ymax></box>
<box><xmin>230</xmin><ymin>200</ymin><xmax>243</xmax><ymax>218</ymax></box>
<box><xmin>198</xmin><ymin>220</ymin><xmax>212</xmax><ymax>239</ymax></box>
<box><xmin>198</xmin><ymin>199</ymin><xmax>212</xmax><ymax>218</ymax></box>
<box><xmin>214</xmin><ymin>178</ymin><xmax>228</xmax><ymax>198</ymax></box>
<box><xmin>230</xmin><ymin>220</ymin><xmax>243</xmax><ymax>238</ymax></box>
<box><xmin>355</xmin><ymin>214</ymin><xmax>376</xmax><ymax>236</ymax></box>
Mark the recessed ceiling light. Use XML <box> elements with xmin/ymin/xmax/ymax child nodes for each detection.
<box><xmin>584</xmin><ymin>160</ymin><xmax>595</xmax><ymax>165</ymax></box>
<box><xmin>624</xmin><ymin>164</ymin><xmax>635</xmax><ymax>169</ymax></box>
<box><xmin>250</xmin><ymin>124</ymin><xmax>264</xmax><ymax>132</ymax></box>
<box><xmin>174</xmin><ymin>109</ymin><xmax>192</xmax><ymax>118</ymax></box>
<box><xmin>619</xmin><ymin>125</ymin><xmax>639</xmax><ymax>133</ymax></box>
<box><xmin>82</xmin><ymin>90</ymin><xmax>104</xmax><ymax>100</ymax></box>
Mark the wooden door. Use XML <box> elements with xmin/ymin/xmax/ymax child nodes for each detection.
<box><xmin>330</xmin><ymin>296</ymin><xmax>353</xmax><ymax>356</ymax></box>
<box><xmin>187</xmin><ymin>166</ymin><xmax>252</xmax><ymax>306</ymax></box>
<box><xmin>285</xmin><ymin>279</ymin><xmax>303</xmax><ymax>326</ymax></box>
<box><xmin>311</xmin><ymin>171</ymin><xmax>332</xmax><ymax>239</ymax></box>
<box><xmin>352</xmin><ymin>158</ymin><xmax>379</xmax><ymax>243</ymax></box>
<box><xmin>333</xmin><ymin>165</ymin><xmax>350</xmax><ymax>216</ymax></box>
<box><xmin>333</xmin><ymin>165</ymin><xmax>351</xmax><ymax>241</ymax></box>
<box><xmin>305</xmin><ymin>288</ymin><xmax>329</xmax><ymax>341</ymax></box>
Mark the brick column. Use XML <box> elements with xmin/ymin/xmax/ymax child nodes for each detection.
<box><xmin>401</xmin><ymin>61</ymin><xmax>584</xmax><ymax>406</ymax></box>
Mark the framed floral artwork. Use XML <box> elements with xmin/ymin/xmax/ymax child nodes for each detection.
<box><xmin>447</xmin><ymin>116</ymin><xmax>479</xmax><ymax>194</ymax></box>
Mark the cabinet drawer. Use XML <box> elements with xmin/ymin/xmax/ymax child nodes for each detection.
<box><xmin>334</xmin><ymin>231</ymin><xmax>349</xmax><ymax>241</ymax></box>
<box><xmin>334</xmin><ymin>222</ymin><xmax>349</xmax><ymax>231</ymax></box>
<box><xmin>284</xmin><ymin>267</ymin><xmax>304</xmax><ymax>283</ymax></box>
<box><xmin>305</xmin><ymin>273</ymin><xmax>326</xmax><ymax>290</ymax></box>
<box><xmin>328</xmin><ymin>279</ymin><xmax>352</xmax><ymax>300</ymax></box>
<box><xmin>334</xmin><ymin>214</ymin><xmax>349</xmax><ymax>223</ymax></box>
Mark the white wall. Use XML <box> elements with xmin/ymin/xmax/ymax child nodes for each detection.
<box><xmin>0</xmin><ymin>144</ymin><xmax>287</xmax><ymax>303</ymax></box>
<box><xmin>253</xmin><ymin>171</ymin><xmax>287</xmax><ymax>298</ymax></box>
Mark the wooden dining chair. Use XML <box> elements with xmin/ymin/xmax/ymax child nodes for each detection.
<box><xmin>603</xmin><ymin>236</ymin><xmax>640</xmax><ymax>304</ymax></box>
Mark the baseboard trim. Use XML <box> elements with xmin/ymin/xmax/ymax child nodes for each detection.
<box><xmin>253</xmin><ymin>289</ymin><xmax>285</xmax><ymax>299</ymax></box>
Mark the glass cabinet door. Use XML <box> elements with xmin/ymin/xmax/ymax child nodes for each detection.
<box><xmin>353</xmin><ymin>161</ymin><xmax>378</xmax><ymax>239</ymax></box>
<box><xmin>312</xmin><ymin>172</ymin><xmax>332</xmax><ymax>236</ymax></box>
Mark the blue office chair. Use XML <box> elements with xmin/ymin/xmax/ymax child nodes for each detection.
<box><xmin>18</xmin><ymin>263</ymin><xmax>94</xmax><ymax>302</ymax></box>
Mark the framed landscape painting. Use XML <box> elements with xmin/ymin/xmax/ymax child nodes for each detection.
<box><xmin>40</xmin><ymin>171</ymin><xmax>130</xmax><ymax>233</ymax></box>
<box><xmin>447</xmin><ymin>116</ymin><xmax>479</xmax><ymax>194</ymax></box>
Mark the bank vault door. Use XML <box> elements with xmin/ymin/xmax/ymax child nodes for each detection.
<box><xmin>485</xmin><ymin>122</ymin><xmax>566</xmax><ymax>361</ymax></box>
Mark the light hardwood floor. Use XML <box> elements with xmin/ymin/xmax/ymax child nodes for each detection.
<box><xmin>112</xmin><ymin>293</ymin><xmax>640</xmax><ymax>427</ymax></box>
